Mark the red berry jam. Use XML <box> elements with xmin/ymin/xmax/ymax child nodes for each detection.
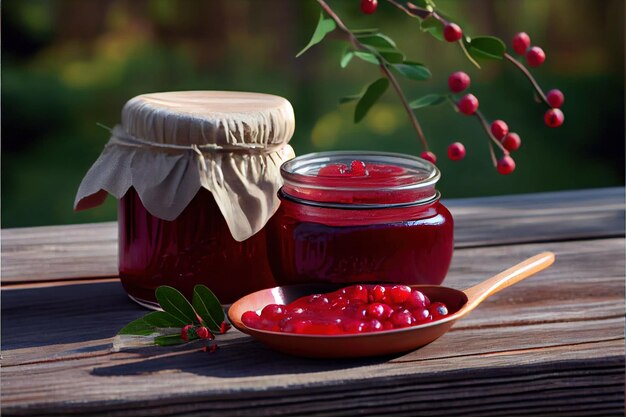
<box><xmin>118</xmin><ymin>188</ymin><xmax>276</xmax><ymax>306</ymax></box>
<box><xmin>242</xmin><ymin>284</ymin><xmax>450</xmax><ymax>334</ymax></box>
<box><xmin>266</xmin><ymin>151</ymin><xmax>453</xmax><ymax>288</ymax></box>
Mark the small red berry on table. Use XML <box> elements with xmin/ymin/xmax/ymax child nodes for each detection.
<box><xmin>360</xmin><ymin>0</ymin><xmax>377</xmax><ymax>14</ymax></box>
<box><xmin>497</xmin><ymin>155</ymin><xmax>516</xmax><ymax>175</ymax></box>
<box><xmin>181</xmin><ymin>324</ymin><xmax>194</xmax><ymax>341</ymax></box>
<box><xmin>443</xmin><ymin>23</ymin><xmax>463</xmax><ymax>42</ymax></box>
<box><xmin>490</xmin><ymin>120</ymin><xmax>509</xmax><ymax>140</ymax></box>
<box><xmin>526</xmin><ymin>46</ymin><xmax>546</xmax><ymax>67</ymax></box>
<box><xmin>457</xmin><ymin>94</ymin><xmax>479</xmax><ymax>115</ymax></box>
<box><xmin>544</xmin><ymin>108</ymin><xmax>564</xmax><ymax>127</ymax></box>
<box><xmin>448</xmin><ymin>71</ymin><xmax>470</xmax><ymax>93</ymax></box>
<box><xmin>546</xmin><ymin>89</ymin><xmax>564</xmax><ymax>108</ymax></box>
<box><xmin>447</xmin><ymin>142</ymin><xmax>466</xmax><ymax>161</ymax></box>
<box><xmin>512</xmin><ymin>32</ymin><xmax>531</xmax><ymax>55</ymax></box>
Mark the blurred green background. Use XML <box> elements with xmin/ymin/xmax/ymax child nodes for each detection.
<box><xmin>2</xmin><ymin>0</ymin><xmax>624</xmax><ymax>228</ymax></box>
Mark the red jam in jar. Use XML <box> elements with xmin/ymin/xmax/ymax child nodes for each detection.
<box><xmin>118</xmin><ymin>188</ymin><xmax>276</xmax><ymax>306</ymax></box>
<box><xmin>266</xmin><ymin>151</ymin><xmax>454</xmax><ymax>287</ymax></box>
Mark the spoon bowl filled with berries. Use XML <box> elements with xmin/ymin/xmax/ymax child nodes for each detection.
<box><xmin>228</xmin><ymin>252</ymin><xmax>555</xmax><ymax>358</ymax></box>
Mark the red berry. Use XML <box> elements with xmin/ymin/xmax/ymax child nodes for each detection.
<box><xmin>367</xmin><ymin>303</ymin><xmax>393</xmax><ymax>320</ymax></box>
<box><xmin>360</xmin><ymin>0</ymin><xmax>377</xmax><ymax>14</ymax></box>
<box><xmin>391</xmin><ymin>311</ymin><xmax>414</xmax><ymax>328</ymax></box>
<box><xmin>429</xmin><ymin>302</ymin><xmax>449</xmax><ymax>319</ymax></box>
<box><xmin>196</xmin><ymin>326</ymin><xmax>212</xmax><ymax>340</ymax></box>
<box><xmin>342</xmin><ymin>284</ymin><xmax>369</xmax><ymax>303</ymax></box>
<box><xmin>241</xmin><ymin>311</ymin><xmax>261</xmax><ymax>328</ymax></box>
<box><xmin>405</xmin><ymin>290</ymin><xmax>429</xmax><ymax>309</ymax></box>
<box><xmin>389</xmin><ymin>285</ymin><xmax>412</xmax><ymax>304</ymax></box>
<box><xmin>220</xmin><ymin>321</ymin><xmax>231</xmax><ymax>334</ymax></box>
<box><xmin>413</xmin><ymin>308</ymin><xmax>431</xmax><ymax>322</ymax></box>
<box><xmin>526</xmin><ymin>46</ymin><xmax>545</xmax><ymax>67</ymax></box>
<box><xmin>457</xmin><ymin>94</ymin><xmax>479</xmax><ymax>115</ymax></box>
<box><xmin>512</xmin><ymin>32</ymin><xmax>531</xmax><ymax>55</ymax></box>
<box><xmin>368</xmin><ymin>319</ymin><xmax>384</xmax><ymax>331</ymax></box>
<box><xmin>180</xmin><ymin>324</ymin><xmax>194</xmax><ymax>341</ymax></box>
<box><xmin>208</xmin><ymin>344</ymin><xmax>218</xmax><ymax>353</ymax></box>
<box><xmin>546</xmin><ymin>89</ymin><xmax>564</xmax><ymax>108</ymax></box>
<box><xmin>420</xmin><ymin>151</ymin><xmax>437</xmax><ymax>164</ymax></box>
<box><xmin>443</xmin><ymin>23</ymin><xmax>463</xmax><ymax>42</ymax></box>
<box><xmin>261</xmin><ymin>304</ymin><xmax>286</xmax><ymax>321</ymax></box>
<box><xmin>490</xmin><ymin>120</ymin><xmax>509</xmax><ymax>140</ymax></box>
<box><xmin>544</xmin><ymin>108</ymin><xmax>564</xmax><ymax>127</ymax></box>
<box><xmin>342</xmin><ymin>319</ymin><xmax>368</xmax><ymax>333</ymax></box>
<box><xmin>497</xmin><ymin>155</ymin><xmax>516</xmax><ymax>175</ymax></box>
<box><xmin>350</xmin><ymin>160</ymin><xmax>367</xmax><ymax>176</ymax></box>
<box><xmin>371</xmin><ymin>285</ymin><xmax>386</xmax><ymax>302</ymax></box>
<box><xmin>502</xmin><ymin>132</ymin><xmax>521</xmax><ymax>151</ymax></box>
<box><xmin>447</xmin><ymin>142</ymin><xmax>466</xmax><ymax>161</ymax></box>
<box><xmin>448</xmin><ymin>71</ymin><xmax>470</xmax><ymax>93</ymax></box>
<box><xmin>318</xmin><ymin>163</ymin><xmax>347</xmax><ymax>176</ymax></box>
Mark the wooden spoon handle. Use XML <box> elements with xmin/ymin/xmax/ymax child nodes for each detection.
<box><xmin>462</xmin><ymin>252</ymin><xmax>556</xmax><ymax>313</ymax></box>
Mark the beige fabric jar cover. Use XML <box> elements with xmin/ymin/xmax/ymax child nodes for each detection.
<box><xmin>74</xmin><ymin>91</ymin><xmax>295</xmax><ymax>241</ymax></box>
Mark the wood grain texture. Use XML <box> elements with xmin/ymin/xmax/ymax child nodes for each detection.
<box><xmin>2</xmin><ymin>235</ymin><xmax>624</xmax><ymax>416</ymax></box>
<box><xmin>1</xmin><ymin>187</ymin><xmax>624</xmax><ymax>284</ymax></box>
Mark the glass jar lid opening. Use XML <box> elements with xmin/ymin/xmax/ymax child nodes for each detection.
<box><xmin>280</xmin><ymin>151</ymin><xmax>440</xmax><ymax>207</ymax></box>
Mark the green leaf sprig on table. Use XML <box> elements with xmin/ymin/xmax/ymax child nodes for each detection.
<box><xmin>117</xmin><ymin>285</ymin><xmax>230</xmax><ymax>349</ymax></box>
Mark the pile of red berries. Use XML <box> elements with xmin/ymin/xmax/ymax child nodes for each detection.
<box><xmin>241</xmin><ymin>284</ymin><xmax>449</xmax><ymax>335</ymax></box>
<box><xmin>512</xmin><ymin>32</ymin><xmax>565</xmax><ymax>128</ymax></box>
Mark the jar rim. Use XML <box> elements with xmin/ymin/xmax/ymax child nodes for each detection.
<box><xmin>280</xmin><ymin>151</ymin><xmax>440</xmax><ymax>206</ymax></box>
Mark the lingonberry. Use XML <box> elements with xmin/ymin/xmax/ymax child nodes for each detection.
<box><xmin>544</xmin><ymin>108</ymin><xmax>564</xmax><ymax>127</ymax></box>
<box><xmin>448</xmin><ymin>71</ymin><xmax>471</xmax><ymax>93</ymax></box>
<box><xmin>447</xmin><ymin>142</ymin><xmax>466</xmax><ymax>161</ymax></box>
<box><xmin>360</xmin><ymin>0</ymin><xmax>377</xmax><ymax>14</ymax></box>
<box><xmin>368</xmin><ymin>319</ymin><xmax>384</xmax><ymax>331</ymax></box>
<box><xmin>220</xmin><ymin>321</ymin><xmax>231</xmax><ymax>334</ymax></box>
<box><xmin>391</xmin><ymin>311</ymin><xmax>414</xmax><ymax>328</ymax></box>
<box><xmin>490</xmin><ymin>120</ymin><xmax>509</xmax><ymax>140</ymax></box>
<box><xmin>350</xmin><ymin>160</ymin><xmax>367</xmax><ymax>176</ymax></box>
<box><xmin>342</xmin><ymin>284</ymin><xmax>369</xmax><ymax>303</ymax></box>
<box><xmin>429</xmin><ymin>302</ymin><xmax>449</xmax><ymax>320</ymax></box>
<box><xmin>342</xmin><ymin>319</ymin><xmax>368</xmax><ymax>333</ymax></box>
<box><xmin>318</xmin><ymin>163</ymin><xmax>347</xmax><ymax>176</ymax></box>
<box><xmin>413</xmin><ymin>308</ymin><xmax>431</xmax><ymax>322</ymax></box>
<box><xmin>181</xmin><ymin>324</ymin><xmax>195</xmax><ymax>341</ymax></box>
<box><xmin>443</xmin><ymin>23</ymin><xmax>463</xmax><ymax>42</ymax></box>
<box><xmin>261</xmin><ymin>304</ymin><xmax>286</xmax><ymax>321</ymax></box>
<box><xmin>497</xmin><ymin>155</ymin><xmax>516</xmax><ymax>175</ymax></box>
<box><xmin>502</xmin><ymin>132</ymin><xmax>521</xmax><ymax>151</ymax></box>
<box><xmin>420</xmin><ymin>151</ymin><xmax>437</xmax><ymax>164</ymax></box>
<box><xmin>241</xmin><ymin>311</ymin><xmax>261</xmax><ymax>328</ymax></box>
<box><xmin>388</xmin><ymin>285</ymin><xmax>411</xmax><ymax>304</ymax></box>
<box><xmin>367</xmin><ymin>303</ymin><xmax>393</xmax><ymax>320</ymax></box>
<box><xmin>457</xmin><ymin>94</ymin><xmax>479</xmax><ymax>115</ymax></box>
<box><xmin>546</xmin><ymin>89</ymin><xmax>564</xmax><ymax>108</ymax></box>
<box><xmin>208</xmin><ymin>344</ymin><xmax>219</xmax><ymax>353</ymax></box>
<box><xmin>526</xmin><ymin>46</ymin><xmax>546</xmax><ymax>67</ymax></box>
<box><xmin>371</xmin><ymin>285</ymin><xmax>387</xmax><ymax>302</ymax></box>
<box><xmin>512</xmin><ymin>32</ymin><xmax>531</xmax><ymax>55</ymax></box>
<box><xmin>405</xmin><ymin>290</ymin><xmax>429</xmax><ymax>309</ymax></box>
<box><xmin>196</xmin><ymin>326</ymin><xmax>212</xmax><ymax>340</ymax></box>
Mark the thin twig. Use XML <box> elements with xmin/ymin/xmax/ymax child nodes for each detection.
<box><xmin>317</xmin><ymin>0</ymin><xmax>429</xmax><ymax>151</ymax></box>
<box><xmin>504</xmin><ymin>52</ymin><xmax>550</xmax><ymax>106</ymax></box>
<box><xmin>474</xmin><ymin>110</ymin><xmax>509</xmax><ymax>154</ymax></box>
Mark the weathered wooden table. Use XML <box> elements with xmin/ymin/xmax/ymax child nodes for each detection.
<box><xmin>2</xmin><ymin>188</ymin><xmax>624</xmax><ymax>416</ymax></box>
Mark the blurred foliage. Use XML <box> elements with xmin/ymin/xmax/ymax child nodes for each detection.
<box><xmin>2</xmin><ymin>0</ymin><xmax>624</xmax><ymax>228</ymax></box>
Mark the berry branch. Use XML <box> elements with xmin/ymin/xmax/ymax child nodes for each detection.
<box><xmin>316</xmin><ymin>0</ymin><xmax>430</xmax><ymax>151</ymax></box>
<box><xmin>298</xmin><ymin>0</ymin><xmax>565</xmax><ymax>175</ymax></box>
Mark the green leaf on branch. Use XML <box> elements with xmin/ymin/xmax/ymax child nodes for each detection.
<box><xmin>340</xmin><ymin>49</ymin><xmax>354</xmax><ymax>68</ymax></box>
<box><xmin>351</xmin><ymin>28</ymin><xmax>380</xmax><ymax>35</ymax></box>
<box><xmin>192</xmin><ymin>285</ymin><xmax>224</xmax><ymax>332</ymax></box>
<box><xmin>392</xmin><ymin>61</ymin><xmax>432</xmax><ymax>81</ymax></box>
<box><xmin>339</xmin><ymin>94</ymin><xmax>362</xmax><ymax>104</ymax></box>
<box><xmin>467</xmin><ymin>36</ymin><xmax>506</xmax><ymax>60</ymax></box>
<box><xmin>118</xmin><ymin>317</ymin><xmax>157</xmax><ymax>336</ymax></box>
<box><xmin>356</xmin><ymin>33</ymin><xmax>397</xmax><ymax>49</ymax></box>
<box><xmin>420</xmin><ymin>17</ymin><xmax>444</xmax><ymax>41</ymax></box>
<box><xmin>154</xmin><ymin>334</ymin><xmax>187</xmax><ymax>346</ymax></box>
<box><xmin>409</xmin><ymin>94</ymin><xmax>446</xmax><ymax>109</ymax></box>
<box><xmin>296</xmin><ymin>12</ymin><xmax>336</xmax><ymax>58</ymax></box>
<box><xmin>155</xmin><ymin>286</ymin><xmax>199</xmax><ymax>325</ymax></box>
<box><xmin>143</xmin><ymin>311</ymin><xmax>187</xmax><ymax>328</ymax></box>
<box><xmin>413</xmin><ymin>0</ymin><xmax>436</xmax><ymax>8</ymax></box>
<box><xmin>354</xmin><ymin>51</ymin><xmax>380</xmax><ymax>65</ymax></box>
<box><xmin>354</xmin><ymin>78</ymin><xmax>389</xmax><ymax>123</ymax></box>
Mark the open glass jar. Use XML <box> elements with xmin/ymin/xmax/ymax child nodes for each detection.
<box><xmin>266</xmin><ymin>151</ymin><xmax>454</xmax><ymax>287</ymax></box>
<box><xmin>75</xmin><ymin>91</ymin><xmax>295</xmax><ymax>307</ymax></box>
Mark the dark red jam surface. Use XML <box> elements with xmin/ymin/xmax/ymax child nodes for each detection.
<box><xmin>118</xmin><ymin>188</ymin><xmax>276</xmax><ymax>304</ymax></box>
<box><xmin>241</xmin><ymin>284</ymin><xmax>450</xmax><ymax>335</ymax></box>
<box><xmin>268</xmin><ymin>159</ymin><xmax>453</xmax><ymax>287</ymax></box>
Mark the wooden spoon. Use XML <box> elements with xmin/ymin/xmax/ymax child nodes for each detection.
<box><xmin>228</xmin><ymin>252</ymin><xmax>555</xmax><ymax>358</ymax></box>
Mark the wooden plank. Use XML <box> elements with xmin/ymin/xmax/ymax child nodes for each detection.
<box><xmin>1</xmin><ymin>187</ymin><xmax>624</xmax><ymax>284</ymax></box>
<box><xmin>2</xmin><ymin>238</ymin><xmax>624</xmax><ymax>415</ymax></box>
